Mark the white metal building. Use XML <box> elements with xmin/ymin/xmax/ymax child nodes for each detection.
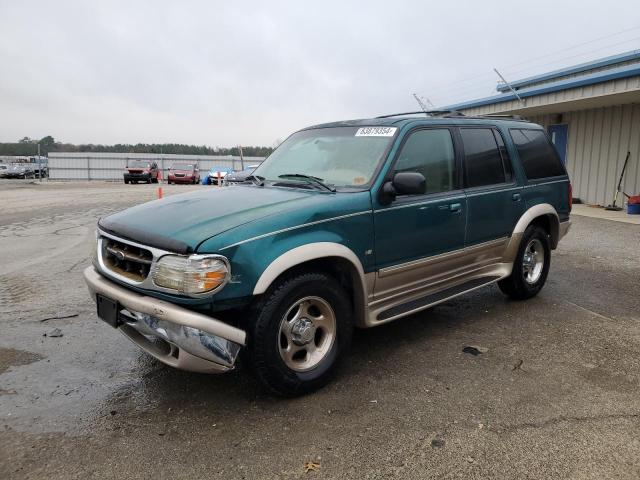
<box><xmin>444</xmin><ymin>50</ymin><xmax>640</xmax><ymax>206</ymax></box>
<box><xmin>48</xmin><ymin>152</ymin><xmax>264</xmax><ymax>181</ymax></box>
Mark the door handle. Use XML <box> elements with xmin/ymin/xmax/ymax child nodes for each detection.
<box><xmin>512</xmin><ymin>193</ymin><xmax>522</xmax><ymax>202</ymax></box>
<box><xmin>449</xmin><ymin>203</ymin><xmax>462</xmax><ymax>212</ymax></box>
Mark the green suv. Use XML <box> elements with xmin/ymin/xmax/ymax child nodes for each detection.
<box><xmin>84</xmin><ymin>112</ymin><xmax>571</xmax><ymax>396</ymax></box>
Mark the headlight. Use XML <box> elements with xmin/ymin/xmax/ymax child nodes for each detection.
<box><xmin>151</xmin><ymin>255</ymin><xmax>229</xmax><ymax>294</ymax></box>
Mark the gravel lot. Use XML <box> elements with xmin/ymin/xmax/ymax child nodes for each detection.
<box><xmin>1</xmin><ymin>181</ymin><xmax>639</xmax><ymax>479</ymax></box>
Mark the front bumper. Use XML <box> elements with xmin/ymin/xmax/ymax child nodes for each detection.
<box><xmin>124</xmin><ymin>173</ymin><xmax>150</xmax><ymax>181</ymax></box>
<box><xmin>168</xmin><ymin>175</ymin><xmax>195</xmax><ymax>183</ymax></box>
<box><xmin>84</xmin><ymin>266</ymin><xmax>246</xmax><ymax>373</ymax></box>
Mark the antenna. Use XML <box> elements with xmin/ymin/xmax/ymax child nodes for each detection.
<box><xmin>493</xmin><ymin>68</ymin><xmax>524</xmax><ymax>104</ymax></box>
<box><xmin>412</xmin><ymin>93</ymin><xmax>435</xmax><ymax>112</ymax></box>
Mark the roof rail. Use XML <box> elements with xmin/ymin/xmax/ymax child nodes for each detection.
<box><xmin>428</xmin><ymin>110</ymin><xmax>465</xmax><ymax>117</ymax></box>
<box><xmin>473</xmin><ymin>114</ymin><xmax>524</xmax><ymax>120</ymax></box>
<box><xmin>375</xmin><ymin>110</ymin><xmax>464</xmax><ymax>119</ymax></box>
<box><xmin>375</xmin><ymin>111</ymin><xmax>428</xmax><ymax>119</ymax></box>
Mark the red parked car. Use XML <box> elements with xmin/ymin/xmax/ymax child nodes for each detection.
<box><xmin>123</xmin><ymin>160</ymin><xmax>159</xmax><ymax>184</ymax></box>
<box><xmin>167</xmin><ymin>163</ymin><xmax>200</xmax><ymax>184</ymax></box>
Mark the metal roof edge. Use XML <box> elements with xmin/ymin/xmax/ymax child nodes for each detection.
<box><xmin>443</xmin><ymin>62</ymin><xmax>640</xmax><ymax>111</ymax></box>
<box><xmin>496</xmin><ymin>49</ymin><xmax>640</xmax><ymax>92</ymax></box>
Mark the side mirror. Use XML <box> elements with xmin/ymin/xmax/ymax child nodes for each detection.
<box><xmin>394</xmin><ymin>172</ymin><xmax>426</xmax><ymax>195</ymax></box>
<box><xmin>379</xmin><ymin>172</ymin><xmax>426</xmax><ymax>204</ymax></box>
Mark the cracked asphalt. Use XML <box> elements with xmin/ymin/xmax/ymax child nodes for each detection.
<box><xmin>1</xmin><ymin>181</ymin><xmax>639</xmax><ymax>479</ymax></box>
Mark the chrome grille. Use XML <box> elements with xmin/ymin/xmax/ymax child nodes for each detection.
<box><xmin>101</xmin><ymin>237</ymin><xmax>153</xmax><ymax>283</ymax></box>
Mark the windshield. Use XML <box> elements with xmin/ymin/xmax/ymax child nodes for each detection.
<box><xmin>171</xmin><ymin>164</ymin><xmax>194</xmax><ymax>170</ymax></box>
<box><xmin>253</xmin><ymin>126</ymin><xmax>396</xmax><ymax>189</ymax></box>
<box><xmin>128</xmin><ymin>160</ymin><xmax>150</xmax><ymax>168</ymax></box>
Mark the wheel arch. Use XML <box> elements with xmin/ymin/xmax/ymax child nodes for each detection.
<box><xmin>505</xmin><ymin>203</ymin><xmax>560</xmax><ymax>262</ymax></box>
<box><xmin>253</xmin><ymin>242</ymin><xmax>369</xmax><ymax>328</ymax></box>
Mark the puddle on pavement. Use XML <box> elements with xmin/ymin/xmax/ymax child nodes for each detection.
<box><xmin>0</xmin><ymin>347</ymin><xmax>43</xmax><ymax>376</ymax></box>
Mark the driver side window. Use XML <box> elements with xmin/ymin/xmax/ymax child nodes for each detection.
<box><xmin>394</xmin><ymin>129</ymin><xmax>456</xmax><ymax>194</ymax></box>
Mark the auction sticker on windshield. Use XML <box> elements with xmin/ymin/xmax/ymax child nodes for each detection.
<box><xmin>355</xmin><ymin>127</ymin><xmax>397</xmax><ymax>137</ymax></box>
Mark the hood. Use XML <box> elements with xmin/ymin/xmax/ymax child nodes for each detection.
<box><xmin>98</xmin><ymin>186</ymin><xmax>336</xmax><ymax>253</ymax></box>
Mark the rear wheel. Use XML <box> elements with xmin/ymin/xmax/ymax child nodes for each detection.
<box><xmin>246</xmin><ymin>272</ymin><xmax>353</xmax><ymax>397</ymax></box>
<box><xmin>498</xmin><ymin>225</ymin><xmax>551</xmax><ymax>300</ymax></box>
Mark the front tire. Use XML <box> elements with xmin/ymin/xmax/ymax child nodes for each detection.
<box><xmin>498</xmin><ymin>225</ymin><xmax>551</xmax><ymax>300</ymax></box>
<box><xmin>246</xmin><ymin>272</ymin><xmax>353</xmax><ymax>397</ymax></box>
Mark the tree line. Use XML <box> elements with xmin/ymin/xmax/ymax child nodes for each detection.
<box><xmin>0</xmin><ymin>136</ymin><xmax>274</xmax><ymax>158</ymax></box>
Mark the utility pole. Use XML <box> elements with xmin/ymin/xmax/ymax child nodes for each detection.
<box><xmin>493</xmin><ymin>68</ymin><xmax>524</xmax><ymax>104</ymax></box>
<box><xmin>238</xmin><ymin>145</ymin><xmax>244</xmax><ymax>170</ymax></box>
<box><xmin>37</xmin><ymin>143</ymin><xmax>41</xmax><ymax>181</ymax></box>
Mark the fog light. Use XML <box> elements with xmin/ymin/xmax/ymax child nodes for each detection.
<box><xmin>152</xmin><ymin>255</ymin><xmax>229</xmax><ymax>294</ymax></box>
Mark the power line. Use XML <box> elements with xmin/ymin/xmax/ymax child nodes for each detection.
<box><xmin>419</xmin><ymin>39</ymin><xmax>640</xmax><ymax>105</ymax></box>
<box><xmin>501</xmin><ymin>24</ymin><xmax>640</xmax><ymax>70</ymax></box>
<box><xmin>415</xmin><ymin>25</ymin><xmax>640</xmax><ymax>99</ymax></box>
<box><xmin>429</xmin><ymin>42</ymin><xmax>640</xmax><ymax>107</ymax></box>
<box><xmin>502</xmin><ymin>37</ymin><xmax>640</xmax><ymax>78</ymax></box>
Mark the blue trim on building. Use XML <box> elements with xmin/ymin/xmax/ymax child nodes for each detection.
<box><xmin>496</xmin><ymin>49</ymin><xmax>640</xmax><ymax>92</ymax></box>
<box><xmin>443</xmin><ymin>62</ymin><xmax>640</xmax><ymax>111</ymax></box>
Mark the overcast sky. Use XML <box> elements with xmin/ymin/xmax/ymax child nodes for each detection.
<box><xmin>1</xmin><ymin>0</ymin><xmax>639</xmax><ymax>146</ymax></box>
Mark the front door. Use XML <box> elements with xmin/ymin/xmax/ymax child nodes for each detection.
<box><xmin>548</xmin><ymin>124</ymin><xmax>568</xmax><ymax>164</ymax></box>
<box><xmin>373</xmin><ymin>127</ymin><xmax>467</xmax><ymax>295</ymax></box>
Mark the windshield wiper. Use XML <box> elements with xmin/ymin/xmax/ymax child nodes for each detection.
<box><xmin>245</xmin><ymin>174</ymin><xmax>265</xmax><ymax>186</ymax></box>
<box><xmin>277</xmin><ymin>174</ymin><xmax>336</xmax><ymax>192</ymax></box>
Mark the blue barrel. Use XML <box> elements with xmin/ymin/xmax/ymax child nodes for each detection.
<box><xmin>628</xmin><ymin>203</ymin><xmax>640</xmax><ymax>215</ymax></box>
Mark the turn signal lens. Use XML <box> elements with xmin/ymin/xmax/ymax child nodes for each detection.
<box><xmin>152</xmin><ymin>255</ymin><xmax>229</xmax><ymax>294</ymax></box>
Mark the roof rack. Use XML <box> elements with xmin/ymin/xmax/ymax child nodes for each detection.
<box><xmin>375</xmin><ymin>110</ymin><xmax>464</xmax><ymax>119</ymax></box>
<box><xmin>375</xmin><ymin>111</ymin><xmax>526</xmax><ymax>121</ymax></box>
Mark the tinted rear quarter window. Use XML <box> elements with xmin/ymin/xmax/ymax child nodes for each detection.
<box><xmin>510</xmin><ymin>129</ymin><xmax>566</xmax><ymax>179</ymax></box>
<box><xmin>460</xmin><ymin>128</ymin><xmax>506</xmax><ymax>188</ymax></box>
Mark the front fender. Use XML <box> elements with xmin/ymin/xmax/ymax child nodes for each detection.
<box><xmin>253</xmin><ymin>242</ymin><xmax>366</xmax><ymax>295</ymax></box>
<box><xmin>197</xmin><ymin>208</ymin><xmax>375</xmax><ymax>308</ymax></box>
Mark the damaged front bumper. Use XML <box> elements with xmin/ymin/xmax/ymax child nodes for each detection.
<box><xmin>83</xmin><ymin>266</ymin><xmax>246</xmax><ymax>373</ymax></box>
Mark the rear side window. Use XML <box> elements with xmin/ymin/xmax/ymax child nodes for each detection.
<box><xmin>460</xmin><ymin>128</ymin><xmax>507</xmax><ymax>188</ymax></box>
<box><xmin>510</xmin><ymin>129</ymin><xmax>565</xmax><ymax>179</ymax></box>
<box><xmin>393</xmin><ymin>129</ymin><xmax>456</xmax><ymax>194</ymax></box>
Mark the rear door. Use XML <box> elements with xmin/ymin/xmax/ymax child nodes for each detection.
<box><xmin>459</xmin><ymin>127</ymin><xmax>525</xmax><ymax>246</ymax></box>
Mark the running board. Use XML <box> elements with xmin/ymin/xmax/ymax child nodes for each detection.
<box><xmin>376</xmin><ymin>276</ymin><xmax>500</xmax><ymax>321</ymax></box>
